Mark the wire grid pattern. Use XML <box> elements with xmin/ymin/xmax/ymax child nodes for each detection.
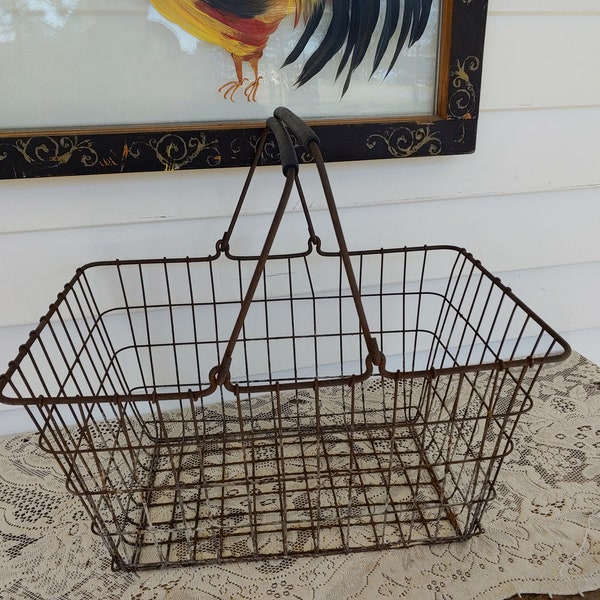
<box><xmin>26</xmin><ymin>368</ymin><xmax>528</xmax><ymax>570</ymax></box>
<box><xmin>0</xmin><ymin>245</ymin><xmax>567</xmax><ymax>570</ymax></box>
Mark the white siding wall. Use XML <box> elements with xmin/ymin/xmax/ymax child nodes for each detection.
<box><xmin>1</xmin><ymin>0</ymin><xmax>599</xmax><ymax>433</ymax></box>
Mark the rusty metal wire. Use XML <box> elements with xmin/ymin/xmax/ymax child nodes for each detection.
<box><xmin>0</xmin><ymin>110</ymin><xmax>570</xmax><ymax>571</ymax></box>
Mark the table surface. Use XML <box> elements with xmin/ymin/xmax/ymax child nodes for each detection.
<box><xmin>517</xmin><ymin>594</ymin><xmax>600</xmax><ymax>600</ymax></box>
<box><xmin>0</xmin><ymin>352</ymin><xmax>598</xmax><ymax>600</ymax></box>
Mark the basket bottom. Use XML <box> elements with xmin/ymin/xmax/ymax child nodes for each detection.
<box><xmin>107</xmin><ymin>418</ymin><xmax>478</xmax><ymax>569</ymax></box>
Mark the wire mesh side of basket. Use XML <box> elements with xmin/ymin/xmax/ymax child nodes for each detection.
<box><xmin>0</xmin><ymin>244</ymin><xmax>569</xmax><ymax>569</ymax></box>
<box><xmin>25</xmin><ymin>360</ymin><xmax>538</xmax><ymax>570</ymax></box>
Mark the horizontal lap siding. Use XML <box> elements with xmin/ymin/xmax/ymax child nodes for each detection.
<box><xmin>0</xmin><ymin>2</ymin><xmax>598</xmax><ymax>428</ymax></box>
<box><xmin>1</xmin><ymin>187</ymin><xmax>599</xmax><ymax>328</ymax></box>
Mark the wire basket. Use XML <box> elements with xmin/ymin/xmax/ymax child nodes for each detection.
<box><xmin>0</xmin><ymin>109</ymin><xmax>570</xmax><ymax>571</ymax></box>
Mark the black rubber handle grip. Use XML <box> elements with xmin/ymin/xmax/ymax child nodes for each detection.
<box><xmin>266</xmin><ymin>116</ymin><xmax>298</xmax><ymax>175</ymax></box>
<box><xmin>274</xmin><ymin>107</ymin><xmax>320</xmax><ymax>148</ymax></box>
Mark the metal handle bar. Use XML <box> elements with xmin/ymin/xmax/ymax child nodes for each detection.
<box><xmin>217</xmin><ymin>114</ymin><xmax>312</xmax><ymax>255</ymax></box>
<box><xmin>274</xmin><ymin>108</ymin><xmax>382</xmax><ymax>370</ymax></box>
<box><xmin>214</xmin><ymin>118</ymin><xmax>298</xmax><ymax>385</ymax></box>
<box><xmin>214</xmin><ymin>109</ymin><xmax>381</xmax><ymax>388</ymax></box>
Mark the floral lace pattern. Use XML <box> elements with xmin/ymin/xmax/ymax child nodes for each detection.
<box><xmin>0</xmin><ymin>353</ymin><xmax>599</xmax><ymax>600</ymax></box>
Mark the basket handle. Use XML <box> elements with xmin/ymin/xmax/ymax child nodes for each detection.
<box><xmin>214</xmin><ymin>109</ymin><xmax>381</xmax><ymax>388</ymax></box>
<box><xmin>274</xmin><ymin>107</ymin><xmax>383</xmax><ymax>371</ymax></box>
<box><xmin>266</xmin><ymin>115</ymin><xmax>299</xmax><ymax>175</ymax></box>
<box><xmin>218</xmin><ymin>114</ymin><xmax>315</xmax><ymax>256</ymax></box>
<box><xmin>274</xmin><ymin>106</ymin><xmax>321</xmax><ymax>147</ymax></box>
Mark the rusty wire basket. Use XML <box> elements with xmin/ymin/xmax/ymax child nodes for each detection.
<box><xmin>0</xmin><ymin>109</ymin><xmax>570</xmax><ymax>571</ymax></box>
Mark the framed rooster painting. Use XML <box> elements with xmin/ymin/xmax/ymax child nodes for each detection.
<box><xmin>0</xmin><ymin>0</ymin><xmax>488</xmax><ymax>178</ymax></box>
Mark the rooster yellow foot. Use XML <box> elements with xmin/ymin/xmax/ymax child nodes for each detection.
<box><xmin>244</xmin><ymin>77</ymin><xmax>262</xmax><ymax>102</ymax></box>
<box><xmin>218</xmin><ymin>78</ymin><xmax>248</xmax><ymax>102</ymax></box>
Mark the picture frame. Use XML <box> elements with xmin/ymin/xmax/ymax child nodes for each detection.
<box><xmin>0</xmin><ymin>0</ymin><xmax>487</xmax><ymax>180</ymax></box>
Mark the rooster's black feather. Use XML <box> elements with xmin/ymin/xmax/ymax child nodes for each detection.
<box><xmin>372</xmin><ymin>0</ymin><xmax>400</xmax><ymax>74</ymax></box>
<box><xmin>411</xmin><ymin>0</ymin><xmax>434</xmax><ymax>45</ymax></box>
<box><xmin>343</xmin><ymin>0</ymin><xmax>380</xmax><ymax>94</ymax></box>
<box><xmin>284</xmin><ymin>0</ymin><xmax>434</xmax><ymax>95</ymax></box>
<box><xmin>292</xmin><ymin>0</ymin><xmax>350</xmax><ymax>88</ymax></box>
<box><xmin>282</xmin><ymin>1</ymin><xmax>326</xmax><ymax>68</ymax></box>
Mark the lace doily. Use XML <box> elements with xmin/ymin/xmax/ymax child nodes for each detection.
<box><xmin>0</xmin><ymin>352</ymin><xmax>599</xmax><ymax>600</ymax></box>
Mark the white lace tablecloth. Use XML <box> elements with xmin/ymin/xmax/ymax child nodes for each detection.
<box><xmin>0</xmin><ymin>352</ymin><xmax>599</xmax><ymax>600</ymax></box>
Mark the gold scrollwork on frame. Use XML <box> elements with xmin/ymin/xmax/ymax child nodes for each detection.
<box><xmin>14</xmin><ymin>136</ymin><xmax>99</xmax><ymax>169</ymax></box>
<box><xmin>232</xmin><ymin>134</ymin><xmax>277</xmax><ymax>161</ymax></box>
<box><xmin>448</xmin><ymin>56</ymin><xmax>481</xmax><ymax>119</ymax></box>
<box><xmin>367</xmin><ymin>126</ymin><xmax>442</xmax><ymax>158</ymax></box>
<box><xmin>130</xmin><ymin>133</ymin><xmax>221</xmax><ymax>171</ymax></box>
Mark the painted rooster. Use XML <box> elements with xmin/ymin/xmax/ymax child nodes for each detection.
<box><xmin>150</xmin><ymin>0</ymin><xmax>434</xmax><ymax>101</ymax></box>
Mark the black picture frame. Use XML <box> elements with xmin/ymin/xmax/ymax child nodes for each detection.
<box><xmin>0</xmin><ymin>0</ymin><xmax>487</xmax><ymax>180</ymax></box>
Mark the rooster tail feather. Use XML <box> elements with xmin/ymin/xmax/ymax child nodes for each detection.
<box><xmin>335</xmin><ymin>0</ymin><xmax>361</xmax><ymax>81</ymax></box>
<box><xmin>343</xmin><ymin>0</ymin><xmax>379</xmax><ymax>93</ymax></box>
<box><xmin>294</xmin><ymin>0</ymin><xmax>350</xmax><ymax>88</ymax></box>
<box><xmin>282</xmin><ymin>1</ymin><xmax>326</xmax><ymax>68</ymax></box>
<box><xmin>386</xmin><ymin>0</ymin><xmax>415</xmax><ymax>76</ymax></box>
<box><xmin>289</xmin><ymin>0</ymin><xmax>433</xmax><ymax>94</ymax></box>
<box><xmin>410</xmin><ymin>0</ymin><xmax>434</xmax><ymax>46</ymax></box>
<box><xmin>372</xmin><ymin>0</ymin><xmax>401</xmax><ymax>76</ymax></box>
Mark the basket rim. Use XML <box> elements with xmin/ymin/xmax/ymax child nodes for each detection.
<box><xmin>0</xmin><ymin>244</ymin><xmax>571</xmax><ymax>406</ymax></box>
